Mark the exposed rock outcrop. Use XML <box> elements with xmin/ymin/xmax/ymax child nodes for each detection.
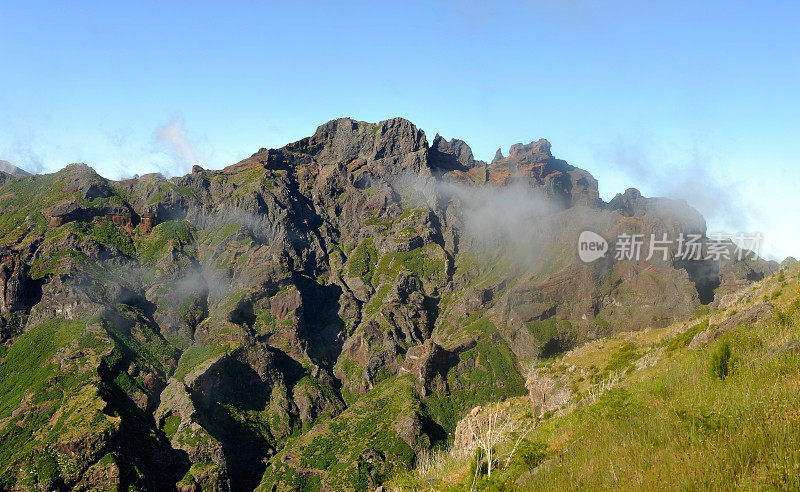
<box><xmin>525</xmin><ymin>369</ymin><xmax>572</xmax><ymax>418</ymax></box>
<box><xmin>0</xmin><ymin>251</ymin><xmax>32</xmax><ymax>314</ymax></box>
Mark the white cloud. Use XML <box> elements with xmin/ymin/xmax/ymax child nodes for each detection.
<box><xmin>155</xmin><ymin>116</ymin><xmax>199</xmax><ymax>176</ymax></box>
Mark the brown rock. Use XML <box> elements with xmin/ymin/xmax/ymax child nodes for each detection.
<box><xmin>525</xmin><ymin>369</ymin><xmax>571</xmax><ymax>418</ymax></box>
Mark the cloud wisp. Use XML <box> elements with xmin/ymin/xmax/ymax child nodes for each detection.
<box><xmin>604</xmin><ymin>142</ymin><xmax>757</xmax><ymax>234</ymax></box>
<box><xmin>155</xmin><ymin>116</ymin><xmax>199</xmax><ymax>176</ymax></box>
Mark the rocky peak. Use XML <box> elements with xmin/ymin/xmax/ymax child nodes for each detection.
<box><xmin>429</xmin><ymin>134</ymin><xmax>485</xmax><ymax>173</ymax></box>
<box><xmin>492</xmin><ymin>148</ymin><xmax>505</xmax><ymax>163</ymax></box>
<box><xmin>507</xmin><ymin>138</ymin><xmax>553</xmax><ymax>164</ymax></box>
<box><xmin>0</xmin><ymin>251</ymin><xmax>32</xmax><ymax>314</ymax></box>
<box><xmin>0</xmin><ymin>115</ymin><xmax>786</xmax><ymax>491</ymax></box>
<box><xmin>609</xmin><ymin>188</ymin><xmax>644</xmax><ymax>213</ymax></box>
<box><xmin>430</xmin><ymin>134</ymin><xmax>482</xmax><ymax>170</ymax></box>
<box><xmin>307</xmin><ymin>117</ymin><xmax>427</xmax><ymax>165</ymax></box>
<box><xmin>483</xmin><ymin>137</ymin><xmax>600</xmax><ymax>207</ymax></box>
<box><xmin>609</xmin><ymin>187</ymin><xmax>706</xmax><ymax>235</ymax></box>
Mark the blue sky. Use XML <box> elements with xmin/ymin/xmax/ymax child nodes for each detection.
<box><xmin>1</xmin><ymin>1</ymin><xmax>798</xmax><ymax>259</ymax></box>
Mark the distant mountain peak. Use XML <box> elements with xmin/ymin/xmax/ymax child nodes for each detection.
<box><xmin>507</xmin><ymin>138</ymin><xmax>553</xmax><ymax>162</ymax></box>
<box><xmin>492</xmin><ymin>148</ymin><xmax>505</xmax><ymax>163</ymax></box>
<box><xmin>430</xmin><ymin>133</ymin><xmax>483</xmax><ymax>170</ymax></box>
<box><xmin>0</xmin><ymin>160</ymin><xmax>32</xmax><ymax>177</ymax></box>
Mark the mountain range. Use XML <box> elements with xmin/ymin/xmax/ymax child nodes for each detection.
<box><xmin>0</xmin><ymin>117</ymin><xmax>784</xmax><ymax>490</ymax></box>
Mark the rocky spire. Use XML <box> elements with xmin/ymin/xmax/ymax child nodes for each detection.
<box><xmin>492</xmin><ymin>148</ymin><xmax>505</xmax><ymax>163</ymax></box>
<box><xmin>430</xmin><ymin>134</ymin><xmax>482</xmax><ymax>170</ymax></box>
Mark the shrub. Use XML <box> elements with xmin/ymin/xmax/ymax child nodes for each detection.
<box><xmin>509</xmin><ymin>439</ymin><xmax>549</xmax><ymax>472</ymax></box>
<box><xmin>775</xmin><ymin>309</ymin><xmax>791</xmax><ymax>326</ymax></box>
<box><xmin>594</xmin><ymin>316</ymin><xmax>612</xmax><ymax>335</ymax></box>
<box><xmin>161</xmin><ymin>414</ymin><xmax>181</xmax><ymax>440</ymax></box>
<box><xmin>710</xmin><ymin>341</ymin><xmax>734</xmax><ymax>380</ymax></box>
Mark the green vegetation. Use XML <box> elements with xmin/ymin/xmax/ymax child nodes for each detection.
<box><xmin>0</xmin><ymin>172</ymin><xmax>67</xmax><ymax>244</ymax></box>
<box><xmin>372</xmin><ymin>243</ymin><xmax>447</xmax><ymax>285</ymax></box>
<box><xmin>161</xmin><ymin>415</ymin><xmax>182</xmax><ymax>440</ymax></box>
<box><xmin>73</xmin><ymin>218</ymin><xmax>136</xmax><ymax>257</ymax></box>
<box><xmin>461</xmin><ymin>315</ymin><xmax>495</xmax><ymax>338</ymax></box>
<box><xmin>253</xmin><ymin>306</ymin><xmax>277</xmax><ymax>336</ymax></box>
<box><xmin>174</xmin><ymin>343</ymin><xmax>233</xmax><ymax>381</ymax></box>
<box><xmin>263</xmin><ymin>376</ymin><xmax>419</xmax><ymax>491</ymax></box>
<box><xmin>347</xmin><ymin>237</ymin><xmax>378</xmax><ymax>283</ymax></box>
<box><xmin>424</xmin><ymin>337</ymin><xmax>527</xmax><ymax>434</ymax></box>
<box><xmin>363</xmin><ymin>284</ymin><xmax>392</xmax><ymax>318</ymax></box>
<box><xmin>0</xmin><ymin>319</ymin><xmax>118</xmax><ymax>487</ymax></box>
<box><xmin>526</xmin><ymin>317</ymin><xmax>578</xmax><ymax>358</ymax></box>
<box><xmin>146</xmin><ymin>180</ymin><xmax>198</xmax><ymax>204</ymax></box>
<box><xmin>334</xmin><ymin>355</ymin><xmax>365</xmax><ymax>405</ymax></box>
<box><xmin>103</xmin><ymin>308</ymin><xmax>176</xmax><ymax>377</ymax></box>
<box><xmin>709</xmin><ymin>340</ymin><xmax>735</xmax><ymax>380</ymax></box>
<box><xmin>136</xmin><ymin>219</ymin><xmax>196</xmax><ymax>263</ymax></box>
<box><xmin>521</xmin><ymin>315</ymin><xmax>800</xmax><ymax>490</ymax></box>
<box><xmin>583</xmin><ymin>341</ymin><xmax>643</xmax><ymax>383</ymax></box>
<box><xmin>364</xmin><ymin>215</ymin><xmax>393</xmax><ymax>229</ymax></box>
<box><xmin>29</xmin><ymin>250</ymin><xmax>84</xmax><ymax>279</ymax></box>
<box><xmin>395</xmin><ymin>226</ymin><xmax>417</xmax><ymax>241</ymax></box>
<box><xmin>465</xmin><ymin>438</ymin><xmax>551</xmax><ymax>490</ymax></box>
<box><xmin>594</xmin><ymin>315</ymin><xmax>612</xmax><ymax>335</ymax></box>
<box><xmin>663</xmin><ymin>318</ymin><xmax>709</xmax><ymax>352</ymax></box>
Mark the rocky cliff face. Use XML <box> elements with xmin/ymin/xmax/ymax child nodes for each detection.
<box><xmin>0</xmin><ymin>117</ymin><xmax>776</xmax><ymax>490</ymax></box>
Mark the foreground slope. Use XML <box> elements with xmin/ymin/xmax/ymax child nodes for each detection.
<box><xmin>392</xmin><ymin>262</ymin><xmax>800</xmax><ymax>490</ymax></box>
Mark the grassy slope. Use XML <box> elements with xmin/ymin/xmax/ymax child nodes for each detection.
<box><xmin>260</xmin><ymin>375</ymin><xmax>420</xmax><ymax>491</ymax></box>
<box><xmin>390</xmin><ymin>263</ymin><xmax>800</xmax><ymax>490</ymax></box>
<box><xmin>526</xmin><ymin>318</ymin><xmax>800</xmax><ymax>489</ymax></box>
<box><xmin>0</xmin><ymin>319</ymin><xmax>119</xmax><ymax>488</ymax></box>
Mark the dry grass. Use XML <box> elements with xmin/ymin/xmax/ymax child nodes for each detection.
<box><xmin>523</xmin><ymin>314</ymin><xmax>800</xmax><ymax>490</ymax></box>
